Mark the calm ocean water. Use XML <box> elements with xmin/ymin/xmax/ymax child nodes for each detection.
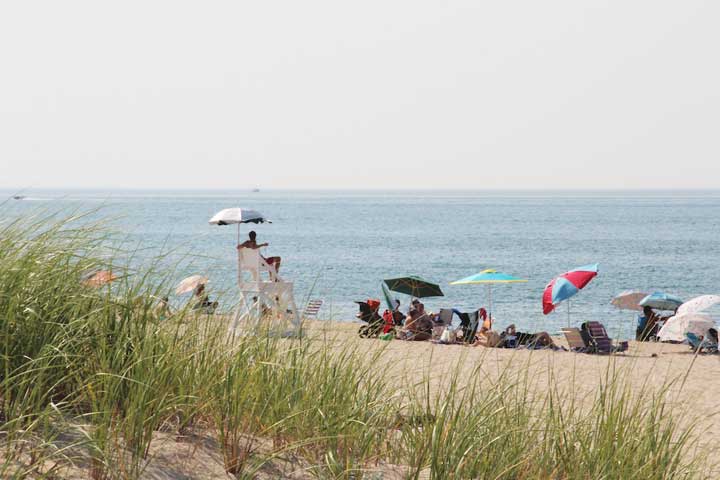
<box><xmin>3</xmin><ymin>189</ymin><xmax>719</xmax><ymax>338</ymax></box>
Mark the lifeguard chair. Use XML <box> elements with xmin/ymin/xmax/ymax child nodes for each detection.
<box><xmin>208</xmin><ymin>207</ymin><xmax>302</xmax><ymax>337</ymax></box>
<box><xmin>230</xmin><ymin>247</ymin><xmax>301</xmax><ymax>335</ymax></box>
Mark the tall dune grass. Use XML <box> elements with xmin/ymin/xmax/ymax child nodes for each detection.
<box><xmin>0</xmin><ymin>211</ymin><xmax>711</xmax><ymax>479</ymax></box>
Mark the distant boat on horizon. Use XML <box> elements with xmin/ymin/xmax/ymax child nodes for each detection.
<box><xmin>12</xmin><ymin>195</ymin><xmax>25</xmax><ymax>200</ymax></box>
<box><xmin>251</xmin><ymin>188</ymin><xmax>260</xmax><ymax>193</ymax></box>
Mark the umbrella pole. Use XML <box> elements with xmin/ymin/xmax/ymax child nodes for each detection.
<box><xmin>236</xmin><ymin>223</ymin><xmax>241</xmax><ymax>288</ymax></box>
<box><xmin>567</xmin><ymin>301</ymin><xmax>571</xmax><ymax>327</ymax></box>
<box><xmin>487</xmin><ymin>284</ymin><xmax>493</xmax><ymax>321</ymax></box>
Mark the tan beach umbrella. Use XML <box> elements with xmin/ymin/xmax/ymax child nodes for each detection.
<box><xmin>176</xmin><ymin>275</ymin><xmax>208</xmax><ymax>295</ymax></box>
<box><xmin>82</xmin><ymin>270</ymin><xmax>117</xmax><ymax>287</ymax></box>
<box><xmin>611</xmin><ymin>290</ymin><xmax>648</xmax><ymax>311</ymax></box>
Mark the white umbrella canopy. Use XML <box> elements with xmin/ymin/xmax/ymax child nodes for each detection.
<box><xmin>657</xmin><ymin>313</ymin><xmax>715</xmax><ymax>342</ymax></box>
<box><xmin>611</xmin><ymin>290</ymin><xmax>648</xmax><ymax>311</ymax></box>
<box><xmin>677</xmin><ymin>295</ymin><xmax>720</xmax><ymax>316</ymax></box>
<box><xmin>209</xmin><ymin>208</ymin><xmax>269</xmax><ymax>244</ymax></box>
<box><xmin>176</xmin><ymin>275</ymin><xmax>208</xmax><ymax>295</ymax></box>
<box><xmin>208</xmin><ymin>208</ymin><xmax>267</xmax><ymax>226</ymax></box>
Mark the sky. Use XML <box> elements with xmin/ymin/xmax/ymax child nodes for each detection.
<box><xmin>1</xmin><ymin>1</ymin><xmax>719</xmax><ymax>190</ymax></box>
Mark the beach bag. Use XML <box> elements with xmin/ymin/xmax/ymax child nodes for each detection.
<box><xmin>440</xmin><ymin>327</ymin><xmax>450</xmax><ymax>343</ymax></box>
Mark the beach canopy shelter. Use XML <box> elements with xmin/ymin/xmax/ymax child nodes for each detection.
<box><xmin>677</xmin><ymin>295</ymin><xmax>720</xmax><ymax>316</ymax></box>
<box><xmin>384</xmin><ymin>276</ymin><xmax>444</xmax><ymax>299</ymax></box>
<box><xmin>176</xmin><ymin>275</ymin><xmax>208</xmax><ymax>295</ymax></box>
<box><xmin>657</xmin><ymin>313</ymin><xmax>715</xmax><ymax>342</ymax></box>
<box><xmin>450</xmin><ymin>269</ymin><xmax>527</xmax><ymax>319</ymax></box>
<box><xmin>611</xmin><ymin>290</ymin><xmax>648</xmax><ymax>311</ymax></box>
<box><xmin>543</xmin><ymin>264</ymin><xmax>599</xmax><ymax>315</ymax></box>
<box><xmin>639</xmin><ymin>292</ymin><xmax>683</xmax><ymax>311</ymax></box>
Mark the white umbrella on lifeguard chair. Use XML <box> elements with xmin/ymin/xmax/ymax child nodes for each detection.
<box><xmin>208</xmin><ymin>208</ymin><xmax>270</xmax><ymax>243</ymax></box>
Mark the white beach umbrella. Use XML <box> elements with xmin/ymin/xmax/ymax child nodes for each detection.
<box><xmin>657</xmin><ymin>313</ymin><xmax>715</xmax><ymax>342</ymax></box>
<box><xmin>677</xmin><ymin>295</ymin><xmax>720</xmax><ymax>316</ymax></box>
<box><xmin>176</xmin><ymin>275</ymin><xmax>208</xmax><ymax>295</ymax></box>
<box><xmin>209</xmin><ymin>208</ymin><xmax>269</xmax><ymax>243</ymax></box>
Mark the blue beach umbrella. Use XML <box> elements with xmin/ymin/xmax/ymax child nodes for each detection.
<box><xmin>450</xmin><ymin>269</ymin><xmax>528</xmax><ymax>318</ymax></box>
<box><xmin>639</xmin><ymin>292</ymin><xmax>684</xmax><ymax>311</ymax></box>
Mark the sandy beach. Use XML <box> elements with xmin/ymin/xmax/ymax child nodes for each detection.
<box><xmin>53</xmin><ymin>319</ymin><xmax>717</xmax><ymax>479</ymax></box>
<box><xmin>308</xmin><ymin>320</ymin><xmax>720</xmax><ymax>413</ymax></box>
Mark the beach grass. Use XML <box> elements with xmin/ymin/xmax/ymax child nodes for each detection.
<box><xmin>0</xmin><ymin>212</ymin><xmax>712</xmax><ymax>479</ymax></box>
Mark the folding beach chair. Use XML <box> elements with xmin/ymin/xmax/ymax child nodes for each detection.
<box><xmin>561</xmin><ymin>327</ymin><xmax>590</xmax><ymax>352</ymax></box>
<box><xmin>584</xmin><ymin>322</ymin><xmax>628</xmax><ymax>354</ymax></box>
<box><xmin>303</xmin><ymin>299</ymin><xmax>323</xmax><ymax>319</ymax></box>
<box><xmin>436</xmin><ymin>308</ymin><xmax>454</xmax><ymax>327</ymax></box>
<box><xmin>459</xmin><ymin>311</ymin><xmax>480</xmax><ymax>344</ymax></box>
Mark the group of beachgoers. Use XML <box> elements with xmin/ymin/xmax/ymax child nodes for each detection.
<box><xmin>357</xmin><ymin>298</ymin><xmax>560</xmax><ymax>350</ymax></box>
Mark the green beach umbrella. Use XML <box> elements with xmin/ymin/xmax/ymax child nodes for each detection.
<box><xmin>381</xmin><ymin>282</ymin><xmax>396</xmax><ymax>310</ymax></box>
<box><xmin>450</xmin><ymin>269</ymin><xmax>528</xmax><ymax>319</ymax></box>
<box><xmin>383</xmin><ymin>276</ymin><xmax>444</xmax><ymax>299</ymax></box>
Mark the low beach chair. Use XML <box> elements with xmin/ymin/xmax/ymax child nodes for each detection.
<box><xmin>303</xmin><ymin>299</ymin><xmax>323</xmax><ymax>319</ymax></box>
<box><xmin>584</xmin><ymin>322</ymin><xmax>628</xmax><ymax>354</ymax></box>
<box><xmin>436</xmin><ymin>308</ymin><xmax>454</xmax><ymax>326</ymax></box>
<box><xmin>356</xmin><ymin>299</ymin><xmax>384</xmax><ymax>338</ymax></box>
<box><xmin>238</xmin><ymin>248</ymin><xmax>280</xmax><ymax>282</ymax></box>
<box><xmin>459</xmin><ymin>311</ymin><xmax>480</xmax><ymax>344</ymax></box>
<box><xmin>561</xmin><ymin>327</ymin><xmax>589</xmax><ymax>352</ymax></box>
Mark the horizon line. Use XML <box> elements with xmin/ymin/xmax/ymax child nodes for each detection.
<box><xmin>3</xmin><ymin>186</ymin><xmax>720</xmax><ymax>192</ymax></box>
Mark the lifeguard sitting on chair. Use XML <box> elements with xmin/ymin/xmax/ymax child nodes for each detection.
<box><xmin>236</xmin><ymin>231</ymin><xmax>281</xmax><ymax>273</ymax></box>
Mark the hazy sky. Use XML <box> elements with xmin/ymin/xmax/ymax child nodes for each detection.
<box><xmin>1</xmin><ymin>1</ymin><xmax>719</xmax><ymax>189</ymax></box>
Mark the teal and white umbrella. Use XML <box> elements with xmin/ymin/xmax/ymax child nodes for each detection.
<box><xmin>639</xmin><ymin>292</ymin><xmax>683</xmax><ymax>311</ymax></box>
<box><xmin>450</xmin><ymin>269</ymin><xmax>527</xmax><ymax>319</ymax></box>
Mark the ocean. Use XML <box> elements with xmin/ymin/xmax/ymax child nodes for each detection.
<box><xmin>3</xmin><ymin>189</ymin><xmax>719</xmax><ymax>338</ymax></box>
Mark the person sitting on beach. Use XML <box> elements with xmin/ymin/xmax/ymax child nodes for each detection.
<box><xmin>474</xmin><ymin>328</ymin><xmax>504</xmax><ymax>347</ymax></box>
<box><xmin>398</xmin><ymin>299</ymin><xmax>432</xmax><ymax>341</ymax></box>
<box><xmin>636</xmin><ymin>306</ymin><xmax>658</xmax><ymax>341</ymax></box>
<box><xmin>192</xmin><ymin>284</ymin><xmax>218</xmax><ymax>314</ymax></box>
<box><xmin>697</xmin><ymin>328</ymin><xmax>720</xmax><ymax>348</ymax></box>
<box><xmin>391</xmin><ymin>299</ymin><xmax>404</xmax><ymax>325</ymax></box>
<box><xmin>709</xmin><ymin>328</ymin><xmax>719</xmax><ymax>345</ymax></box>
<box><xmin>504</xmin><ymin>324</ymin><xmax>557</xmax><ymax>349</ymax></box>
<box><xmin>474</xmin><ymin>322</ymin><xmax>557</xmax><ymax>349</ymax></box>
<box><xmin>153</xmin><ymin>295</ymin><xmax>173</xmax><ymax>319</ymax></box>
<box><xmin>237</xmin><ymin>231</ymin><xmax>281</xmax><ymax>273</ymax></box>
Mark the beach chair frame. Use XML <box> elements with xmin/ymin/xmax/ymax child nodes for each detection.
<box><xmin>584</xmin><ymin>322</ymin><xmax>628</xmax><ymax>354</ymax></box>
<box><xmin>561</xmin><ymin>327</ymin><xmax>590</xmax><ymax>353</ymax></box>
